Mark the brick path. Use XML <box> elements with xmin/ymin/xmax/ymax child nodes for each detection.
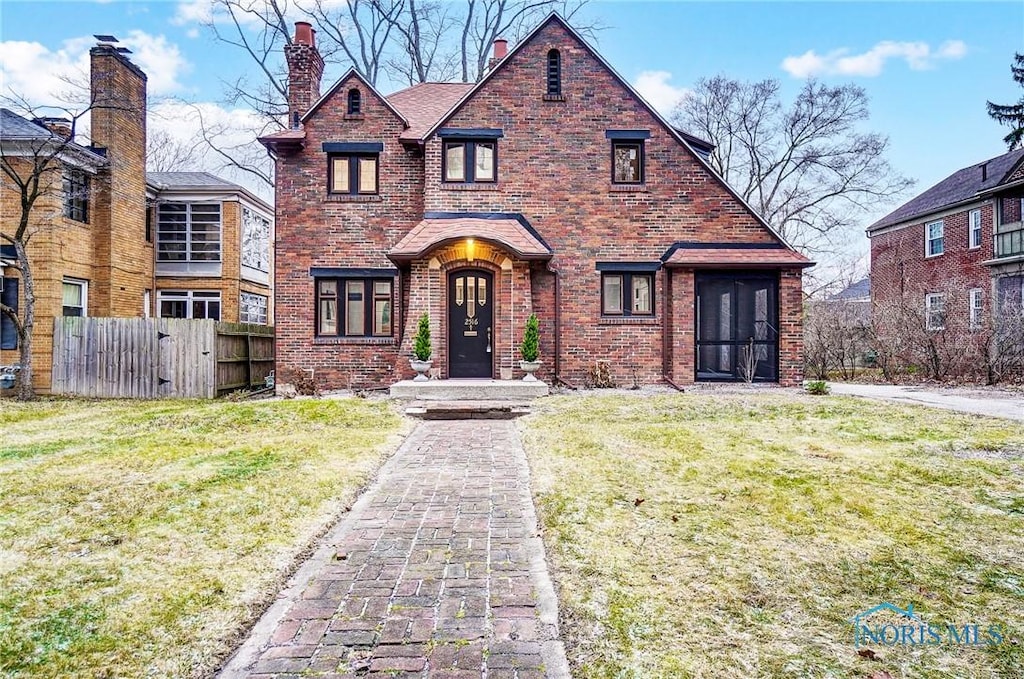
<box><xmin>219</xmin><ymin>420</ymin><xmax>569</xmax><ymax>679</ymax></box>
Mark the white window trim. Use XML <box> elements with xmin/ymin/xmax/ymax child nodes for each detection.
<box><xmin>62</xmin><ymin>277</ymin><xmax>88</xmax><ymax>317</ymax></box>
<box><xmin>156</xmin><ymin>202</ymin><xmax>223</xmax><ymax>263</ymax></box>
<box><xmin>239</xmin><ymin>291</ymin><xmax>269</xmax><ymax>325</ymax></box>
<box><xmin>925</xmin><ymin>293</ymin><xmax>945</xmax><ymax>331</ymax></box>
<box><xmin>968</xmin><ymin>209</ymin><xmax>982</xmax><ymax>250</ymax></box>
<box><xmin>924</xmin><ymin>220</ymin><xmax>944</xmax><ymax>258</ymax></box>
<box><xmin>157</xmin><ymin>290</ymin><xmax>222</xmax><ymax>320</ymax></box>
<box><xmin>968</xmin><ymin>288</ymin><xmax>983</xmax><ymax>330</ymax></box>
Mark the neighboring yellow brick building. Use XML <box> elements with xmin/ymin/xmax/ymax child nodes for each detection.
<box><xmin>1</xmin><ymin>41</ymin><xmax>272</xmax><ymax>394</ymax></box>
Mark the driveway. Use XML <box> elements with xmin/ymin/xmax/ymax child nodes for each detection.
<box><xmin>829</xmin><ymin>382</ymin><xmax>1024</xmax><ymax>421</ymax></box>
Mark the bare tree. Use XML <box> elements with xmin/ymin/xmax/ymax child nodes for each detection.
<box><xmin>146</xmin><ymin>127</ymin><xmax>205</xmax><ymax>172</ymax></box>
<box><xmin>673</xmin><ymin>77</ymin><xmax>914</xmax><ymax>257</ymax></box>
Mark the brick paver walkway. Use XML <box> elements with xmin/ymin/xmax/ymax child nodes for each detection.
<box><xmin>219</xmin><ymin>420</ymin><xmax>569</xmax><ymax>679</ymax></box>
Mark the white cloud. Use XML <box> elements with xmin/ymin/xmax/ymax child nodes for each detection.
<box><xmin>632</xmin><ymin>70</ymin><xmax>690</xmax><ymax>115</ymax></box>
<box><xmin>0</xmin><ymin>31</ymin><xmax>190</xmax><ymax>104</ymax></box>
<box><xmin>781</xmin><ymin>39</ymin><xmax>968</xmax><ymax>78</ymax></box>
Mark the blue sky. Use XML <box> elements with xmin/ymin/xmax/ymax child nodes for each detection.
<box><xmin>2</xmin><ymin>0</ymin><xmax>1022</xmax><ymax>254</ymax></box>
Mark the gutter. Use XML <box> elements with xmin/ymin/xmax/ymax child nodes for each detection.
<box><xmin>544</xmin><ymin>259</ymin><xmax>576</xmax><ymax>389</ymax></box>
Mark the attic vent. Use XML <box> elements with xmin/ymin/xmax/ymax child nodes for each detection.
<box><xmin>546</xmin><ymin>49</ymin><xmax>561</xmax><ymax>96</ymax></box>
<box><xmin>347</xmin><ymin>88</ymin><xmax>361</xmax><ymax>115</ymax></box>
<box><xmin>982</xmin><ymin>162</ymin><xmax>988</xmax><ymax>182</ymax></box>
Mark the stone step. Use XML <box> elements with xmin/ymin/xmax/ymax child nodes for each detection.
<box><xmin>390</xmin><ymin>378</ymin><xmax>548</xmax><ymax>401</ymax></box>
<box><xmin>404</xmin><ymin>401</ymin><xmax>532</xmax><ymax>420</ymax></box>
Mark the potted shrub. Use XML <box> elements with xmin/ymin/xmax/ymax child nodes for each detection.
<box><xmin>410</xmin><ymin>313</ymin><xmax>432</xmax><ymax>381</ymax></box>
<box><xmin>519</xmin><ymin>313</ymin><xmax>541</xmax><ymax>381</ymax></box>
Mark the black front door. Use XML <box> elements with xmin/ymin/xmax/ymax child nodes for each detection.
<box><xmin>448</xmin><ymin>270</ymin><xmax>493</xmax><ymax>378</ymax></box>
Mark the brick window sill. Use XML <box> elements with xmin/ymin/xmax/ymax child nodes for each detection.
<box><xmin>609</xmin><ymin>184</ymin><xmax>648</xmax><ymax>193</ymax></box>
<box><xmin>440</xmin><ymin>183</ymin><xmax>502</xmax><ymax>192</ymax></box>
<box><xmin>542</xmin><ymin>94</ymin><xmax>566</xmax><ymax>102</ymax></box>
<box><xmin>599</xmin><ymin>316</ymin><xmax>659</xmax><ymax>326</ymax></box>
<box><xmin>343</xmin><ymin>114</ymin><xmax>365</xmax><ymax>121</ymax></box>
<box><xmin>313</xmin><ymin>337</ymin><xmax>396</xmax><ymax>345</ymax></box>
<box><xmin>325</xmin><ymin>194</ymin><xmax>382</xmax><ymax>203</ymax></box>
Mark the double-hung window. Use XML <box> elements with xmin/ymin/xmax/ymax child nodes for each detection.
<box><xmin>62</xmin><ymin>278</ymin><xmax>88</xmax><ymax>317</ymax></box>
<box><xmin>969</xmin><ymin>289</ymin><xmax>984</xmax><ymax>330</ymax></box>
<box><xmin>607</xmin><ymin>130</ymin><xmax>649</xmax><ymax>184</ymax></box>
<box><xmin>969</xmin><ymin>209</ymin><xmax>982</xmax><ymax>249</ymax></box>
<box><xmin>925</xmin><ymin>220</ymin><xmax>944</xmax><ymax>257</ymax></box>
<box><xmin>316</xmin><ymin>278</ymin><xmax>393</xmax><ymax>337</ymax></box>
<box><xmin>439</xmin><ymin>129</ymin><xmax>502</xmax><ymax>184</ymax></box>
<box><xmin>925</xmin><ymin>293</ymin><xmax>945</xmax><ymax>331</ymax></box>
<box><xmin>63</xmin><ymin>167</ymin><xmax>90</xmax><ymax>223</ymax></box>
<box><xmin>157</xmin><ymin>203</ymin><xmax>222</xmax><ymax>262</ymax></box>
<box><xmin>324</xmin><ymin>142</ymin><xmax>382</xmax><ymax>195</ymax></box>
<box><xmin>599</xmin><ymin>267</ymin><xmax>654</xmax><ymax>316</ymax></box>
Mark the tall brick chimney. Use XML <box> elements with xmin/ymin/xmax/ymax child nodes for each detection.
<box><xmin>89</xmin><ymin>42</ymin><xmax>150</xmax><ymax>317</ymax></box>
<box><xmin>33</xmin><ymin>117</ymin><xmax>73</xmax><ymax>140</ymax></box>
<box><xmin>488</xmin><ymin>39</ymin><xmax>508</xmax><ymax>71</ymax></box>
<box><xmin>285</xmin><ymin>21</ymin><xmax>325</xmax><ymax>127</ymax></box>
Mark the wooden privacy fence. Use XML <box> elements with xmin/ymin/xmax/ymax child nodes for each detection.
<box><xmin>51</xmin><ymin>318</ymin><xmax>274</xmax><ymax>398</ymax></box>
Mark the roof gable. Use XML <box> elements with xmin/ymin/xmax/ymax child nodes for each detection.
<box><xmin>301</xmin><ymin>68</ymin><xmax>408</xmax><ymax>128</ymax></box>
<box><xmin>422</xmin><ymin>13</ymin><xmax>800</xmax><ymax>255</ymax></box>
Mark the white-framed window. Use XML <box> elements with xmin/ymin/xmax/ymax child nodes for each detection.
<box><xmin>969</xmin><ymin>209</ymin><xmax>982</xmax><ymax>249</ymax></box>
<box><xmin>925</xmin><ymin>220</ymin><xmax>944</xmax><ymax>257</ymax></box>
<box><xmin>62</xmin><ymin>278</ymin><xmax>88</xmax><ymax>317</ymax></box>
<box><xmin>158</xmin><ymin>290</ymin><xmax>221</xmax><ymax>320</ymax></box>
<box><xmin>239</xmin><ymin>292</ymin><xmax>268</xmax><ymax>325</ymax></box>
<box><xmin>969</xmin><ymin>288</ymin><xmax>984</xmax><ymax>330</ymax></box>
<box><xmin>925</xmin><ymin>293</ymin><xmax>945</xmax><ymax>331</ymax></box>
<box><xmin>144</xmin><ymin>289</ymin><xmax>151</xmax><ymax>318</ymax></box>
<box><xmin>157</xmin><ymin>203</ymin><xmax>222</xmax><ymax>262</ymax></box>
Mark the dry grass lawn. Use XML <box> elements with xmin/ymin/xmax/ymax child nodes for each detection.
<box><xmin>522</xmin><ymin>392</ymin><xmax>1024</xmax><ymax>679</ymax></box>
<box><xmin>0</xmin><ymin>397</ymin><xmax>407</xmax><ymax>678</ymax></box>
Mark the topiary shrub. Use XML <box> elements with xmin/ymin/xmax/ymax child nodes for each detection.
<box><xmin>413</xmin><ymin>313</ymin><xmax>432</xmax><ymax>361</ymax></box>
<box><xmin>520</xmin><ymin>313</ymin><xmax>540</xmax><ymax>362</ymax></box>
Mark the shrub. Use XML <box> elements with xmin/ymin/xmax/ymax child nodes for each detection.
<box><xmin>805</xmin><ymin>380</ymin><xmax>830</xmax><ymax>395</ymax></box>
<box><xmin>413</xmin><ymin>313</ymin><xmax>432</xmax><ymax>361</ymax></box>
<box><xmin>520</xmin><ymin>313</ymin><xmax>540</xmax><ymax>362</ymax></box>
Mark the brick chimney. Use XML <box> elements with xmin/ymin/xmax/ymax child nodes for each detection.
<box><xmin>285</xmin><ymin>21</ymin><xmax>325</xmax><ymax>127</ymax></box>
<box><xmin>488</xmin><ymin>39</ymin><xmax>508</xmax><ymax>70</ymax></box>
<box><xmin>33</xmin><ymin>117</ymin><xmax>73</xmax><ymax>140</ymax></box>
<box><xmin>89</xmin><ymin>41</ymin><xmax>149</xmax><ymax>317</ymax></box>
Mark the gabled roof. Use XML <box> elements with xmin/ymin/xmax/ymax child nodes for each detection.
<box><xmin>830</xmin><ymin>277</ymin><xmax>870</xmax><ymax>301</ymax></box>
<box><xmin>387</xmin><ymin>83</ymin><xmax>475</xmax><ymax>142</ymax></box>
<box><xmin>419</xmin><ymin>13</ymin><xmax>803</xmax><ymax>258</ymax></box>
<box><xmin>301</xmin><ymin>68</ymin><xmax>408</xmax><ymax>127</ymax></box>
<box><xmin>868</xmin><ymin>148</ymin><xmax>1024</xmax><ymax>233</ymax></box>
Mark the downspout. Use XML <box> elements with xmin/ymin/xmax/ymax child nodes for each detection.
<box><xmin>662</xmin><ymin>266</ymin><xmax>685</xmax><ymax>391</ymax></box>
<box><xmin>545</xmin><ymin>259</ymin><xmax>577</xmax><ymax>389</ymax></box>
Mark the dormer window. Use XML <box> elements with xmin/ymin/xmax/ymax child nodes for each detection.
<box><xmin>546</xmin><ymin>49</ymin><xmax>561</xmax><ymax>96</ymax></box>
<box><xmin>347</xmin><ymin>88</ymin><xmax>361</xmax><ymax>115</ymax></box>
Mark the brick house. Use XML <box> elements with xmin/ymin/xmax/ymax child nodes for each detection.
<box><xmin>261</xmin><ymin>15</ymin><xmax>811</xmax><ymax>390</ymax></box>
<box><xmin>1</xmin><ymin>41</ymin><xmax>273</xmax><ymax>393</ymax></box>
<box><xmin>868</xmin><ymin>148</ymin><xmax>1024</xmax><ymax>336</ymax></box>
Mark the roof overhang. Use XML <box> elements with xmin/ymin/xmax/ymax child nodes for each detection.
<box><xmin>388</xmin><ymin>213</ymin><xmax>552</xmax><ymax>263</ymax></box>
<box><xmin>661</xmin><ymin>242</ymin><xmax>814</xmax><ymax>269</ymax></box>
<box><xmin>0</xmin><ymin>138</ymin><xmax>107</xmax><ymax>173</ymax></box>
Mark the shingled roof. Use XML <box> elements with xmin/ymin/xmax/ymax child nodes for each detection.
<box><xmin>868</xmin><ymin>147</ymin><xmax>1024</xmax><ymax>233</ymax></box>
<box><xmin>387</xmin><ymin>83</ymin><xmax>475</xmax><ymax>142</ymax></box>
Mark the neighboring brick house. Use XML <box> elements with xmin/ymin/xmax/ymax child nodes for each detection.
<box><xmin>868</xmin><ymin>148</ymin><xmax>1024</xmax><ymax>334</ymax></box>
<box><xmin>1</xmin><ymin>41</ymin><xmax>273</xmax><ymax>393</ymax></box>
<box><xmin>261</xmin><ymin>15</ymin><xmax>811</xmax><ymax>390</ymax></box>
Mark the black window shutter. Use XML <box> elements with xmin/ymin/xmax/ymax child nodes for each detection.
<box><xmin>1</xmin><ymin>278</ymin><xmax>19</xmax><ymax>349</ymax></box>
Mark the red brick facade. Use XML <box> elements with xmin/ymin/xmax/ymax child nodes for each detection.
<box><xmin>266</xmin><ymin>16</ymin><xmax>809</xmax><ymax>390</ymax></box>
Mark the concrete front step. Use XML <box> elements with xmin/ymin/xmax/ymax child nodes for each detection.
<box><xmin>405</xmin><ymin>400</ymin><xmax>532</xmax><ymax>420</ymax></box>
<box><xmin>390</xmin><ymin>378</ymin><xmax>549</xmax><ymax>401</ymax></box>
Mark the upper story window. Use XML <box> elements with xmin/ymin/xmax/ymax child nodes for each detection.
<box><xmin>324</xmin><ymin>142</ymin><xmax>383</xmax><ymax>196</ymax></box>
<box><xmin>925</xmin><ymin>292</ymin><xmax>945</xmax><ymax>331</ymax></box>
<box><xmin>546</xmin><ymin>49</ymin><xmax>561</xmax><ymax>96</ymax></box>
<box><xmin>157</xmin><ymin>203</ymin><xmax>221</xmax><ymax>262</ymax></box>
<box><xmin>606</xmin><ymin>130</ymin><xmax>650</xmax><ymax>185</ymax></box>
<box><xmin>316</xmin><ymin>278</ymin><xmax>393</xmax><ymax>337</ymax></box>
<box><xmin>969</xmin><ymin>209</ymin><xmax>982</xmax><ymax>249</ymax></box>
<box><xmin>925</xmin><ymin>220</ymin><xmax>944</xmax><ymax>257</ymax></box>
<box><xmin>443</xmin><ymin>140</ymin><xmax>496</xmax><ymax>183</ymax></box>
<box><xmin>241</xmin><ymin>207</ymin><xmax>271</xmax><ymax>273</ymax></box>
<box><xmin>347</xmin><ymin>88</ymin><xmax>361</xmax><ymax>115</ymax></box>
<box><xmin>62</xmin><ymin>167</ymin><xmax>89</xmax><ymax>223</ymax></box>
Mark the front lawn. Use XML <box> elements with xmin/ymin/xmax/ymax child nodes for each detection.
<box><xmin>0</xmin><ymin>397</ymin><xmax>406</xmax><ymax>678</ymax></box>
<box><xmin>522</xmin><ymin>392</ymin><xmax>1024</xmax><ymax>679</ymax></box>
